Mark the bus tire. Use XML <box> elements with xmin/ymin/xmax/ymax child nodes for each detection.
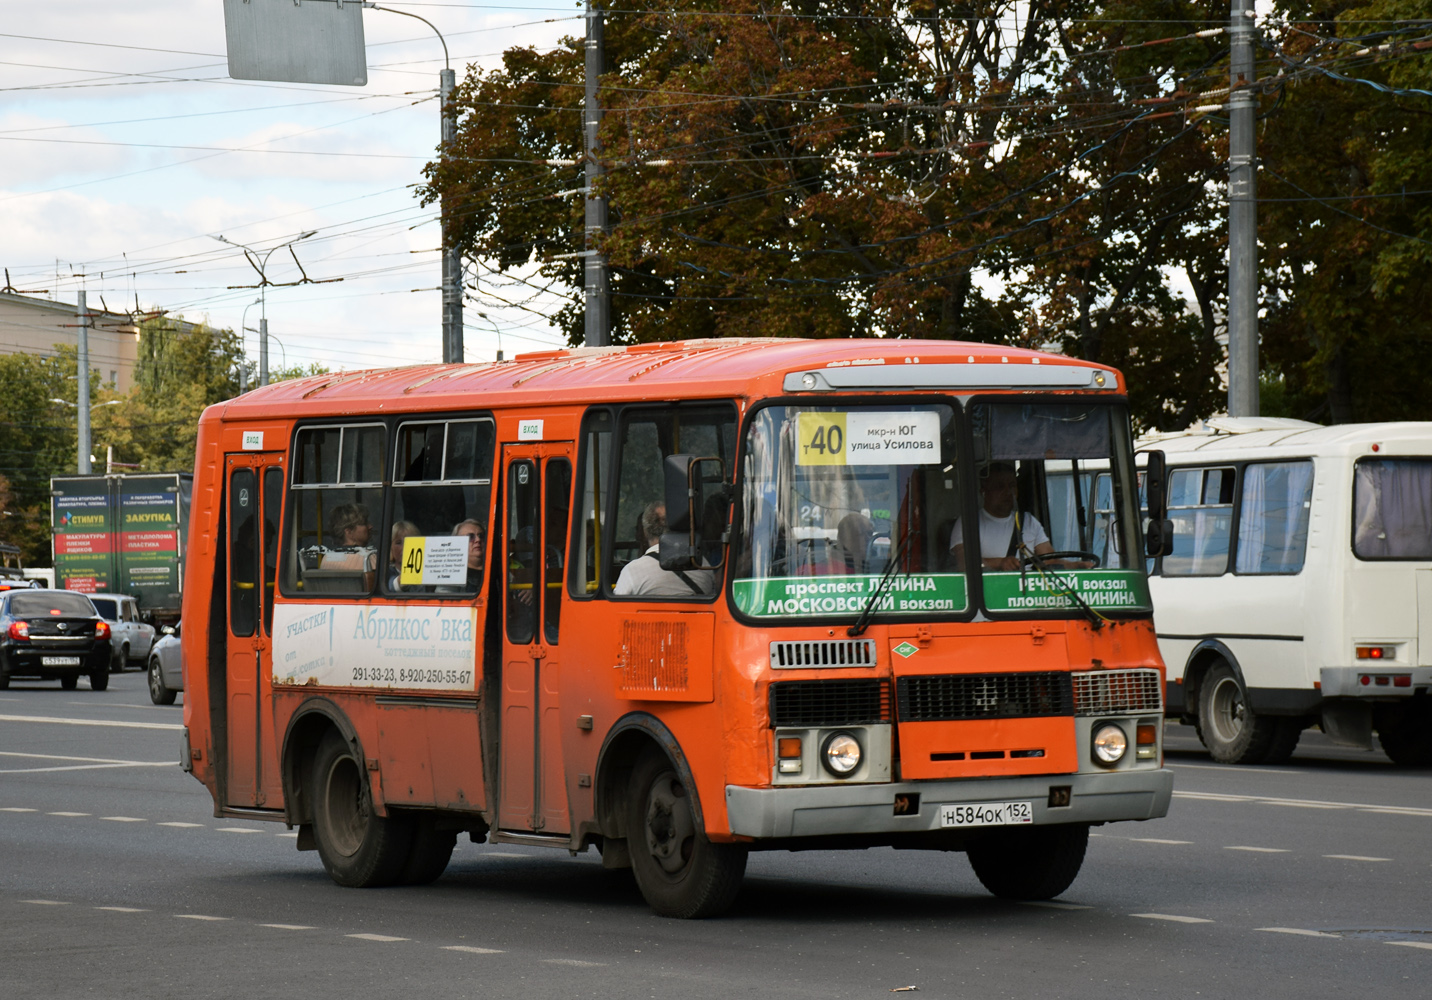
<box><xmin>968</xmin><ymin>823</ymin><xmax>1088</xmax><ymax>900</ymax></box>
<box><xmin>1375</xmin><ymin>705</ymin><xmax>1432</xmax><ymax>767</ymax></box>
<box><xmin>309</xmin><ymin>730</ymin><xmax>412</xmax><ymax>888</ymax></box>
<box><xmin>399</xmin><ymin>814</ymin><xmax>456</xmax><ymax>885</ymax></box>
<box><xmin>626</xmin><ymin>748</ymin><xmax>747</xmax><ymax>919</ymax></box>
<box><xmin>148</xmin><ymin>657</ymin><xmax>176</xmax><ymax>705</ymax></box>
<box><xmin>1198</xmin><ymin>663</ymin><xmax>1281</xmax><ymax>764</ymax></box>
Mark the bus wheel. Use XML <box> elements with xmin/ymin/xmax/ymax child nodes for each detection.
<box><xmin>626</xmin><ymin>748</ymin><xmax>747</xmax><ymax>919</ymax></box>
<box><xmin>399</xmin><ymin>814</ymin><xmax>456</xmax><ymax>885</ymax></box>
<box><xmin>1375</xmin><ymin>705</ymin><xmax>1432</xmax><ymax>767</ymax></box>
<box><xmin>1199</xmin><ymin>664</ymin><xmax>1282</xmax><ymax>764</ymax></box>
<box><xmin>309</xmin><ymin>731</ymin><xmax>412</xmax><ymax>887</ymax></box>
<box><xmin>967</xmin><ymin>823</ymin><xmax>1088</xmax><ymax>900</ymax></box>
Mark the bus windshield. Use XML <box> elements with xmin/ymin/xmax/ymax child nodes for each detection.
<box><xmin>732</xmin><ymin>399</ymin><xmax>1149</xmax><ymax>622</ymax></box>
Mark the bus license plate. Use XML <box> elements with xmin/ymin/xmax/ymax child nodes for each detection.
<box><xmin>940</xmin><ymin>801</ymin><xmax>1034</xmax><ymax>828</ymax></box>
<box><xmin>42</xmin><ymin>656</ymin><xmax>82</xmax><ymax>666</ymax></box>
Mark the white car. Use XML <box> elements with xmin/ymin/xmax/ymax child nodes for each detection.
<box><xmin>87</xmin><ymin>593</ymin><xmax>156</xmax><ymax>672</ymax></box>
<box><xmin>147</xmin><ymin>621</ymin><xmax>182</xmax><ymax>705</ymax></box>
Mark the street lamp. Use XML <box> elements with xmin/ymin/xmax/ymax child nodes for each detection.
<box><xmin>50</xmin><ymin>398</ymin><xmax>123</xmax><ymax>474</ymax></box>
<box><xmin>211</xmin><ymin>230</ymin><xmax>318</xmax><ymax>387</ymax></box>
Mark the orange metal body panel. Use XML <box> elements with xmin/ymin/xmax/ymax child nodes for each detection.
<box><xmin>897</xmin><ymin>718</ymin><xmax>1079</xmax><ymax>779</ymax></box>
<box><xmin>178</xmin><ymin>338</ymin><xmax>1146</xmax><ymax>839</ymax></box>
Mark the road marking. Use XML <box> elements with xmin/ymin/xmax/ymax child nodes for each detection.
<box><xmin>22</xmin><ymin>900</ymin><xmax>67</xmax><ymax>906</ymax></box>
<box><xmin>1175</xmin><ymin>790</ymin><xmax>1432</xmax><ymax>818</ymax></box>
<box><xmin>1019</xmin><ymin>901</ymin><xmax>1092</xmax><ymax>911</ymax></box>
<box><xmin>100</xmin><ymin>816</ymin><xmax>146</xmax><ymax>823</ymax></box>
<box><xmin>479</xmin><ymin>852</ymin><xmax>531</xmax><ymax>859</ymax></box>
<box><xmin>158</xmin><ymin>822</ymin><xmax>204</xmax><ymax>828</ymax></box>
<box><xmin>48</xmin><ymin>811</ymin><xmax>89</xmax><ymax>817</ymax></box>
<box><xmin>1324</xmin><ymin>854</ymin><xmax>1391</xmax><ymax>862</ymax></box>
<box><xmin>216</xmin><ymin>827</ymin><xmax>262</xmax><ymax>834</ymax></box>
<box><xmin>96</xmin><ymin>907</ymin><xmax>148</xmax><ymax>913</ymax></box>
<box><xmin>0</xmin><ymin>762</ymin><xmax>177</xmax><ymax>774</ymax></box>
<box><xmin>1131</xmin><ymin>913</ymin><xmax>1214</xmax><ymax>924</ymax></box>
<box><xmin>542</xmin><ymin>959</ymin><xmax>607</xmax><ymax>967</ymax></box>
<box><xmin>0</xmin><ymin>713</ymin><xmax>183</xmax><ymax>731</ymax></box>
<box><xmin>276</xmin><ymin>832</ymin><xmax>298</xmax><ymax>838</ymax></box>
<box><xmin>1130</xmin><ymin>838</ymin><xmax>1192</xmax><ymax>845</ymax></box>
<box><xmin>1167</xmin><ymin>762</ymin><xmax>1299</xmax><ymax>776</ymax></box>
<box><xmin>176</xmin><ymin>914</ymin><xmax>229</xmax><ymax>921</ymax></box>
<box><xmin>347</xmin><ymin>933</ymin><xmax>408</xmax><ymax>942</ymax></box>
<box><xmin>260</xmin><ymin>924</ymin><xmax>315</xmax><ymax>930</ymax></box>
<box><xmin>0</xmin><ymin>807</ymin><xmax>37</xmax><ymax>812</ymax></box>
<box><xmin>0</xmin><ymin>751</ymin><xmax>165</xmax><ymax>765</ymax></box>
<box><xmin>1387</xmin><ymin>941</ymin><xmax>1432</xmax><ymax>951</ymax></box>
<box><xmin>1257</xmin><ymin>927</ymin><xmax>1340</xmax><ymax>938</ymax></box>
<box><xmin>443</xmin><ymin>946</ymin><xmax>505</xmax><ymax>954</ymax></box>
<box><xmin>1225</xmin><ymin>846</ymin><xmax>1290</xmax><ymax>853</ymax></box>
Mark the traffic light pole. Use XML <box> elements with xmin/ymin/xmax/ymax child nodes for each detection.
<box><xmin>1226</xmin><ymin>0</ymin><xmax>1259</xmax><ymax>417</ymax></box>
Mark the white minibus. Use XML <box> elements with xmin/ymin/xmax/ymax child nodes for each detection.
<box><xmin>1135</xmin><ymin>417</ymin><xmax>1432</xmax><ymax>766</ymax></box>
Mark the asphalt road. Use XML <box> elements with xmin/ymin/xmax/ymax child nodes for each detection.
<box><xmin>3</xmin><ymin>672</ymin><xmax>1429</xmax><ymax>1000</ymax></box>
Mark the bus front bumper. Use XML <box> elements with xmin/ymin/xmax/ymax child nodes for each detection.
<box><xmin>724</xmin><ymin>768</ymin><xmax>1173</xmax><ymax>839</ymax></box>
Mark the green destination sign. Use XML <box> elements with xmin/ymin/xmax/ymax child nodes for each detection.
<box><xmin>732</xmin><ymin>573</ymin><xmax>968</xmax><ymax>618</ymax></box>
<box><xmin>981</xmin><ymin>570</ymin><xmax>1150</xmax><ymax>612</ymax></box>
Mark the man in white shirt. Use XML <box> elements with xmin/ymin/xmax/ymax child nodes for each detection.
<box><xmin>949</xmin><ymin>462</ymin><xmax>1055</xmax><ymax>571</ymax></box>
<box><xmin>614</xmin><ymin>502</ymin><xmax>715</xmax><ymax>597</ymax></box>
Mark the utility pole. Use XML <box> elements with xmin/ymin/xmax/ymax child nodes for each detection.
<box><xmin>583</xmin><ymin>1</ymin><xmax>611</xmax><ymax>348</ymax></box>
<box><xmin>76</xmin><ymin>291</ymin><xmax>92</xmax><ymax>475</ymax></box>
<box><xmin>259</xmin><ymin>317</ymin><xmax>270</xmax><ymax>386</ymax></box>
<box><xmin>1226</xmin><ymin>0</ymin><xmax>1259</xmax><ymax>417</ymax></box>
<box><xmin>441</xmin><ymin>66</ymin><xmax>464</xmax><ymax>364</ymax></box>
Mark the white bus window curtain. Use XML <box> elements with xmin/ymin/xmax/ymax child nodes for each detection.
<box><xmin>1236</xmin><ymin>461</ymin><xmax>1314</xmax><ymax>573</ymax></box>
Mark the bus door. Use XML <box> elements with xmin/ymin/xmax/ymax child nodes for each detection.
<box><xmin>224</xmin><ymin>452</ymin><xmax>285</xmax><ymax>810</ymax></box>
<box><xmin>497</xmin><ymin>444</ymin><xmax>574</xmax><ymax>835</ymax></box>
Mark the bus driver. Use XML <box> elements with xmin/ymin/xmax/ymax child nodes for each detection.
<box><xmin>949</xmin><ymin>462</ymin><xmax>1054</xmax><ymax>571</ymax></box>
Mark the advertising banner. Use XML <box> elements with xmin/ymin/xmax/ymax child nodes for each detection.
<box><xmin>271</xmin><ymin>603</ymin><xmax>479</xmax><ymax>692</ymax></box>
<box><xmin>52</xmin><ymin>487</ymin><xmax>112</xmax><ymax>592</ymax></box>
<box><xmin>119</xmin><ymin>488</ymin><xmax>182</xmax><ymax>607</ymax></box>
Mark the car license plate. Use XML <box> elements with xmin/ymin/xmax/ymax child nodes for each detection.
<box><xmin>42</xmin><ymin>656</ymin><xmax>82</xmax><ymax>667</ymax></box>
<box><xmin>940</xmin><ymin>801</ymin><xmax>1034</xmax><ymax>828</ymax></box>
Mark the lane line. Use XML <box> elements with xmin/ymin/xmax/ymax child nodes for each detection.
<box><xmin>443</xmin><ymin>946</ymin><xmax>505</xmax><ymax>954</ymax></box>
<box><xmin>260</xmin><ymin>923</ymin><xmax>315</xmax><ymax>930</ymax></box>
<box><xmin>100</xmin><ymin>816</ymin><xmax>146</xmax><ymax>823</ymax></box>
<box><xmin>216</xmin><ymin>827</ymin><xmax>262</xmax><ymax>834</ymax></box>
<box><xmin>478</xmin><ymin>852</ymin><xmax>531</xmax><ymax>859</ymax></box>
<box><xmin>1018</xmin><ymin>901</ymin><xmax>1092</xmax><ymax>911</ymax></box>
<box><xmin>1167</xmin><ymin>762</ymin><xmax>1300</xmax><ymax>776</ymax></box>
<box><xmin>0</xmin><ymin>751</ymin><xmax>169</xmax><ymax>765</ymax></box>
<box><xmin>1257</xmin><ymin>927</ymin><xmax>1340</xmax><ymax>938</ymax></box>
<box><xmin>1174</xmin><ymin>790</ymin><xmax>1432</xmax><ymax>817</ymax></box>
<box><xmin>96</xmin><ymin>906</ymin><xmax>148</xmax><ymax>913</ymax></box>
<box><xmin>48</xmin><ymin>811</ymin><xmax>89</xmax><ymax>817</ymax></box>
<box><xmin>1131</xmin><ymin>913</ymin><xmax>1214</xmax><ymax>924</ymax></box>
<box><xmin>1387</xmin><ymin>942</ymin><xmax>1432</xmax><ymax>951</ymax></box>
<box><xmin>1324</xmin><ymin>854</ymin><xmax>1391</xmax><ymax>862</ymax></box>
<box><xmin>22</xmin><ymin>900</ymin><xmax>67</xmax><ymax>906</ymax></box>
<box><xmin>1225</xmin><ymin>846</ymin><xmax>1290</xmax><ymax>853</ymax></box>
<box><xmin>276</xmin><ymin>832</ymin><xmax>298</xmax><ymax>838</ymax></box>
<box><xmin>1130</xmin><ymin>838</ymin><xmax>1192</xmax><ymax>845</ymax></box>
<box><xmin>542</xmin><ymin>959</ymin><xmax>607</xmax><ymax>967</ymax></box>
<box><xmin>0</xmin><ymin>762</ymin><xmax>177</xmax><ymax>774</ymax></box>
<box><xmin>347</xmin><ymin>933</ymin><xmax>408</xmax><ymax>942</ymax></box>
<box><xmin>158</xmin><ymin>822</ymin><xmax>204</xmax><ymax>828</ymax></box>
<box><xmin>0</xmin><ymin>806</ymin><xmax>37</xmax><ymax>812</ymax></box>
<box><xmin>0</xmin><ymin>713</ymin><xmax>183</xmax><ymax>731</ymax></box>
<box><xmin>176</xmin><ymin>914</ymin><xmax>229</xmax><ymax>921</ymax></box>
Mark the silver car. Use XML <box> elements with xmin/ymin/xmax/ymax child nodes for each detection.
<box><xmin>147</xmin><ymin>621</ymin><xmax>182</xmax><ymax>705</ymax></box>
<box><xmin>87</xmin><ymin>593</ymin><xmax>156</xmax><ymax>672</ymax></box>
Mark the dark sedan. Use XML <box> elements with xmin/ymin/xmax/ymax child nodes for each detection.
<box><xmin>0</xmin><ymin>590</ymin><xmax>112</xmax><ymax>691</ymax></box>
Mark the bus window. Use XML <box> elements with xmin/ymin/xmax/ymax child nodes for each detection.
<box><xmin>544</xmin><ymin>459</ymin><xmax>572</xmax><ymax>643</ymax></box>
<box><xmin>570</xmin><ymin>409</ymin><xmax>613</xmax><ymax>598</ymax></box>
<box><xmin>506</xmin><ymin>459</ymin><xmax>540</xmax><ymax>644</ymax></box>
<box><xmin>283</xmin><ymin>424</ymin><xmax>386</xmax><ymax>596</ymax></box>
<box><xmin>1353</xmin><ymin>458</ymin><xmax>1432</xmax><ymax>560</ymax></box>
<box><xmin>385</xmin><ymin>418</ymin><xmax>495</xmax><ymax>595</ymax></box>
<box><xmin>1161</xmin><ymin>466</ymin><xmax>1235</xmax><ymax>576</ymax></box>
<box><xmin>605</xmin><ymin>404</ymin><xmax>736</xmax><ymax>598</ymax></box>
<box><xmin>1235</xmin><ymin>461</ymin><xmax>1314</xmax><ymax>574</ymax></box>
<box><xmin>230</xmin><ymin>467</ymin><xmax>258</xmax><ymax>636</ymax></box>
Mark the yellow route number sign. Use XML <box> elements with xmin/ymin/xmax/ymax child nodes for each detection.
<box><xmin>797</xmin><ymin>412</ymin><xmax>848</xmax><ymax>466</ymax></box>
<box><xmin>797</xmin><ymin>410</ymin><xmax>941</xmax><ymax>467</ymax></box>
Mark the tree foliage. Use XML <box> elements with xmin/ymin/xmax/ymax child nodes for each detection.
<box><xmin>422</xmin><ymin>0</ymin><xmax>1432</xmax><ymax>429</ymax></box>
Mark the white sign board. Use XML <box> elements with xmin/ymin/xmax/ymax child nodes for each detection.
<box><xmin>241</xmin><ymin>430</ymin><xmax>264</xmax><ymax>451</ymax></box>
<box><xmin>517</xmin><ymin>419</ymin><xmax>544</xmax><ymax>441</ymax></box>
<box><xmin>272</xmin><ymin>603</ymin><xmax>478</xmax><ymax>691</ymax></box>
<box><xmin>796</xmin><ymin>411</ymin><xmax>942</xmax><ymax>466</ymax></box>
<box><xmin>400</xmin><ymin>535</ymin><xmax>468</xmax><ymax>587</ymax></box>
<box><xmin>223</xmin><ymin>0</ymin><xmax>369</xmax><ymax>87</ymax></box>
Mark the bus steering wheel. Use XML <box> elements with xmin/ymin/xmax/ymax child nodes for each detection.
<box><xmin>1020</xmin><ymin>550</ymin><xmax>1102</xmax><ymax>569</ymax></box>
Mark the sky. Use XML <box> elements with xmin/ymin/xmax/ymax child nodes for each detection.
<box><xmin>0</xmin><ymin>1</ymin><xmax>582</xmax><ymax>374</ymax></box>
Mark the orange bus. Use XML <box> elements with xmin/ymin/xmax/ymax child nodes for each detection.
<box><xmin>179</xmin><ymin>338</ymin><xmax>1172</xmax><ymax>917</ymax></box>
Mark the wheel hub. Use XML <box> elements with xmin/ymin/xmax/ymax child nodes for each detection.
<box><xmin>644</xmin><ymin>774</ymin><xmax>695</xmax><ymax>875</ymax></box>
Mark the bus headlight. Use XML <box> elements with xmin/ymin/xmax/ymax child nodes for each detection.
<box><xmin>821</xmin><ymin>731</ymin><xmax>862</xmax><ymax>777</ymax></box>
<box><xmin>1091</xmin><ymin>723</ymin><xmax>1128</xmax><ymax>767</ymax></box>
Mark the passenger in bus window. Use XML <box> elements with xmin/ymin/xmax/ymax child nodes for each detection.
<box><xmin>822</xmin><ymin>512</ymin><xmax>874</xmax><ymax>575</ymax></box>
<box><xmin>614</xmin><ymin>502</ymin><xmax>714</xmax><ymax>597</ymax></box>
<box><xmin>318</xmin><ymin>503</ymin><xmax>377</xmax><ymax>578</ymax></box>
<box><xmin>950</xmin><ymin>462</ymin><xmax>1055</xmax><ymax>571</ymax></box>
<box><xmin>386</xmin><ymin>519</ymin><xmax>419</xmax><ymax>590</ymax></box>
<box><xmin>451</xmin><ymin>518</ymin><xmax>485</xmax><ymax>591</ymax></box>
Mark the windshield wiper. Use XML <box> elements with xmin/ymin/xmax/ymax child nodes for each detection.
<box><xmin>847</xmin><ymin>533</ymin><xmax>912</xmax><ymax>638</ymax></box>
<box><xmin>1024</xmin><ymin>553</ymin><xmax>1105</xmax><ymax>630</ymax></box>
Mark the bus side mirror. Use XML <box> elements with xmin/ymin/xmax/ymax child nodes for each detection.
<box><xmin>1142</xmin><ymin>450</ymin><xmax>1174</xmax><ymax>558</ymax></box>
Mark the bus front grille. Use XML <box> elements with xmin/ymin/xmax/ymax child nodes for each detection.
<box><xmin>769</xmin><ymin>639</ymin><xmax>877</xmax><ymax>669</ymax></box>
<box><xmin>1071</xmin><ymin>668</ymin><xmax>1163</xmax><ymax>716</ymax></box>
<box><xmin>769</xmin><ymin>679</ymin><xmax>891</xmax><ymax>727</ymax></box>
<box><xmin>896</xmin><ymin>672</ymin><xmax>1074</xmax><ymax>722</ymax></box>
